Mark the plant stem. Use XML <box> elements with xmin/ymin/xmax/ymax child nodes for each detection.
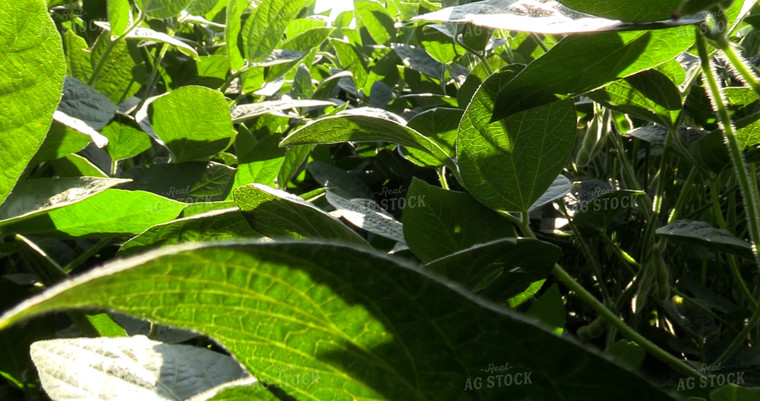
<box><xmin>719</xmin><ymin>42</ymin><xmax>760</xmax><ymax>95</ymax></box>
<box><xmin>88</xmin><ymin>11</ymin><xmax>144</xmax><ymax>85</ymax></box>
<box><xmin>698</xmin><ymin>31</ymin><xmax>760</xmax><ymax>363</ymax></box>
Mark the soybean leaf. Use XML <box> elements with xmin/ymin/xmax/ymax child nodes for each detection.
<box><xmin>529</xmin><ymin>174</ymin><xmax>572</xmax><ymax>212</ymax></box>
<box><xmin>231</xmin><ymin>100</ymin><xmax>336</xmax><ymax>123</ymax></box>
<box><xmin>526</xmin><ymin>284</ymin><xmax>565</xmax><ymax>335</ymax></box>
<box><xmin>150</xmin><ymin>86</ymin><xmax>236</xmax><ymax>162</ymax></box>
<box><xmin>32</xmin><ymin>122</ymin><xmax>92</xmax><ymax>162</ymax></box>
<box><xmin>277</xmin><ymin>144</ymin><xmax>314</xmax><ymax>190</ymax></box>
<box><xmin>226</xmin><ymin>0</ymin><xmax>248</xmax><ymax>71</ymax></box>
<box><xmin>458</xmin><ymin>70</ymin><xmax>577</xmax><ymax>213</ymax></box>
<box><xmin>187</xmin><ymin>0</ymin><xmax>220</xmax><ymax>15</ymax></box>
<box><xmin>656</xmin><ymin>220</ymin><xmax>755</xmax><ymax>259</ymax></box>
<box><xmin>119</xmin><ymin>208</ymin><xmax>261</xmax><ymax>257</ymax></box>
<box><xmin>0</xmin><ymin>177</ymin><xmax>130</xmax><ymax>227</ymax></box>
<box><xmin>241</xmin><ymin>0</ymin><xmax>304</xmax><ymax>63</ymax></box>
<box><xmin>30</xmin><ymin>336</ymin><xmax>250</xmax><ymax>401</ymax></box>
<box><xmin>572</xmin><ymin>190</ymin><xmax>647</xmax><ymax>231</ymax></box>
<box><xmin>62</xmin><ymin>30</ymin><xmax>92</xmax><ymax>81</ymax></box>
<box><xmin>280</xmin><ymin>108</ymin><xmax>456</xmax><ymax>170</ymax></box>
<box><xmin>58</xmin><ymin>77</ymin><xmax>117</xmax><ymax>130</ymax></box>
<box><xmin>233</xmin><ymin>184</ymin><xmax>368</xmax><ymax>246</ymax></box>
<box><xmin>324</xmin><ymin>191</ymin><xmax>405</xmax><ymax>243</ymax></box>
<box><xmin>710</xmin><ymin>384</ymin><xmax>760</xmax><ymax>400</ymax></box>
<box><xmin>0</xmin><ymin>0</ymin><xmax>65</xmax><ymax>207</ymax></box>
<box><xmin>491</xmin><ymin>28</ymin><xmax>695</xmax><ymax>121</ymax></box>
<box><xmin>267</xmin><ymin>27</ymin><xmax>335</xmax><ymax>79</ymax></box>
<box><xmin>414</xmin><ymin>0</ymin><xmax>702</xmax><ymax>34</ymax></box>
<box><xmin>0</xmin><ymin>189</ymin><xmax>185</xmax><ymax>238</ymax></box>
<box><xmin>0</xmin><ymin>241</ymin><xmax>675</xmax><ymax>400</ymax></box>
<box><xmin>94</xmin><ymin>21</ymin><xmax>200</xmax><ymax>61</ymax></box>
<box><xmin>330</xmin><ymin>38</ymin><xmax>369</xmax><ymax>90</ymax></box>
<box><xmin>306</xmin><ymin>160</ymin><xmax>375</xmax><ymax>200</ymax></box>
<box><xmin>391</xmin><ymin>43</ymin><xmax>445</xmax><ymax>79</ymax></box>
<box><xmin>426</xmin><ymin>238</ymin><xmax>561</xmax><ymax>302</ymax></box>
<box><xmin>52</xmin><ymin>111</ymin><xmax>109</xmax><ymax>148</ymax></box>
<box><xmin>402</xmin><ymin>107</ymin><xmax>462</xmax><ymax>167</ymax></box>
<box><xmin>354</xmin><ymin>0</ymin><xmax>396</xmax><ymax>44</ymax></box>
<box><xmin>107</xmin><ymin>0</ymin><xmax>131</xmax><ymax>37</ymax></box>
<box><xmin>589</xmin><ymin>69</ymin><xmax>682</xmax><ymax>127</ymax></box>
<box><xmin>101</xmin><ymin>120</ymin><xmax>152</xmax><ymax>161</ymax></box>
<box><xmin>134</xmin><ymin>0</ymin><xmax>194</xmax><ymax>19</ymax></box>
<box><xmin>90</xmin><ymin>32</ymin><xmax>144</xmax><ymax>103</ymax></box>
<box><xmin>230</xmin><ymin>134</ymin><xmax>287</xmax><ymax>193</ymax></box>
<box><xmin>403</xmin><ymin>178</ymin><xmax>517</xmax><ymax>262</ymax></box>
<box><xmin>121</xmin><ymin>161</ymin><xmax>236</xmax><ymax>203</ymax></box>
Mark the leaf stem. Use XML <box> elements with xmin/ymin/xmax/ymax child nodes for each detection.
<box><xmin>88</xmin><ymin>10</ymin><xmax>144</xmax><ymax>86</ymax></box>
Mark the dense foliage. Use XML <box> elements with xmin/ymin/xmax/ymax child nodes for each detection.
<box><xmin>2</xmin><ymin>0</ymin><xmax>760</xmax><ymax>400</ymax></box>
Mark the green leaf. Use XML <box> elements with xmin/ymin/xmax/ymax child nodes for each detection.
<box><xmin>101</xmin><ymin>120</ymin><xmax>152</xmax><ymax>161</ymax></box>
<box><xmin>233</xmin><ymin>184</ymin><xmax>369</xmax><ymax>246</ymax></box>
<box><xmin>426</xmin><ymin>238</ymin><xmax>561</xmax><ymax>302</ymax></box>
<box><xmin>0</xmin><ymin>189</ymin><xmax>185</xmax><ymax>238</ymax></box>
<box><xmin>58</xmin><ymin>76</ymin><xmax>117</xmax><ymax>130</ymax></box>
<box><xmin>118</xmin><ymin>208</ymin><xmax>261</xmax><ymax>257</ymax></box>
<box><xmin>50</xmin><ymin>154</ymin><xmax>109</xmax><ymax>178</ymax></box>
<box><xmin>391</xmin><ymin>43</ymin><xmax>445</xmax><ymax>79</ymax></box>
<box><xmin>572</xmin><ymin>190</ymin><xmax>647</xmax><ymax>231</ymax></box>
<box><xmin>491</xmin><ymin>28</ymin><xmax>695</xmax><ymax>121</ymax></box>
<box><xmin>231</xmin><ymin>99</ymin><xmax>336</xmax><ymax>123</ymax></box>
<box><xmin>62</xmin><ymin>30</ymin><xmax>92</xmax><ymax>81</ymax></box>
<box><xmin>32</xmin><ymin>122</ymin><xmax>92</xmax><ymax>162</ymax></box>
<box><xmin>605</xmin><ymin>340</ymin><xmax>646</xmax><ymax>372</ymax></box>
<box><xmin>0</xmin><ymin>241</ymin><xmax>678</xmax><ymax>400</ymax></box>
<box><xmin>0</xmin><ymin>0</ymin><xmax>65</xmax><ymax>207</ymax></box>
<box><xmin>324</xmin><ymin>191</ymin><xmax>405</xmax><ymax>243</ymax></box>
<box><xmin>134</xmin><ymin>0</ymin><xmax>193</xmax><ymax>18</ymax></box>
<box><xmin>415</xmin><ymin>0</ymin><xmax>701</xmax><ymax>33</ymax></box>
<box><xmin>241</xmin><ymin>0</ymin><xmax>304</xmax><ymax>63</ymax></box>
<box><xmin>150</xmin><ymin>86</ymin><xmax>235</xmax><ymax>162</ymax></box>
<box><xmin>277</xmin><ymin>144</ymin><xmax>313</xmax><ymax>190</ymax></box>
<box><xmin>354</xmin><ymin>0</ymin><xmax>396</xmax><ymax>44</ymax></box>
<box><xmin>556</xmin><ymin>0</ymin><xmax>681</xmax><ymax>22</ymax></box>
<box><xmin>0</xmin><ymin>177</ymin><xmax>130</xmax><ymax>227</ymax></box>
<box><xmin>230</xmin><ymin>134</ymin><xmax>287</xmax><ymax>193</ymax></box>
<box><xmin>90</xmin><ymin>32</ymin><xmax>144</xmax><ymax>103</ymax></box>
<box><xmin>280</xmin><ymin>108</ymin><xmax>456</xmax><ymax>171</ymax></box>
<box><xmin>656</xmin><ymin>220</ymin><xmax>755</xmax><ymax>259</ymax></box>
<box><xmin>527</xmin><ymin>284</ymin><xmax>565</xmax><ymax>335</ymax></box>
<box><xmin>330</xmin><ymin>38</ymin><xmax>369</xmax><ymax>90</ymax></box>
<box><xmin>529</xmin><ymin>174</ymin><xmax>572</xmax><ymax>212</ymax></box>
<box><xmin>590</xmin><ymin>69</ymin><xmax>682</xmax><ymax>127</ymax></box>
<box><xmin>403</xmin><ymin>178</ymin><xmax>517</xmax><ymax>262</ymax></box>
<box><xmin>306</xmin><ymin>160</ymin><xmax>375</xmax><ymax>199</ymax></box>
<box><xmin>121</xmin><ymin>161</ymin><xmax>235</xmax><ymax>203</ymax></box>
<box><xmin>457</xmin><ymin>56</ymin><xmax>511</xmax><ymax>108</ymax></box>
<box><xmin>30</xmin><ymin>336</ymin><xmax>249</xmax><ymax>400</ymax></box>
<box><xmin>187</xmin><ymin>0</ymin><xmax>220</xmax><ymax>15</ymax></box>
<box><xmin>226</xmin><ymin>0</ymin><xmax>249</xmax><ymax>71</ymax></box>
<box><xmin>402</xmin><ymin>107</ymin><xmax>461</xmax><ymax>167</ymax></box>
<box><xmin>710</xmin><ymin>384</ymin><xmax>760</xmax><ymax>400</ymax></box>
<box><xmin>95</xmin><ymin>21</ymin><xmax>200</xmax><ymax>61</ymax></box>
<box><xmin>107</xmin><ymin>0</ymin><xmax>131</xmax><ymax>36</ymax></box>
<box><xmin>458</xmin><ymin>70</ymin><xmax>577</xmax><ymax>213</ymax></box>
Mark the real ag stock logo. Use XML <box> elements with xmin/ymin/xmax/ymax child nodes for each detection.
<box><xmin>463</xmin><ymin>361</ymin><xmax>533</xmax><ymax>391</ymax></box>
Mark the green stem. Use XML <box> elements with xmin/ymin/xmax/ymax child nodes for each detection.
<box><xmin>552</xmin><ymin>264</ymin><xmax>702</xmax><ymax>379</ymax></box>
<box><xmin>698</xmin><ymin>31</ymin><xmax>760</xmax><ymax>363</ymax></box>
<box><xmin>437</xmin><ymin>167</ymin><xmax>450</xmax><ymax>190</ymax></box>
<box><xmin>719</xmin><ymin>42</ymin><xmax>760</xmax><ymax>95</ymax></box>
<box><xmin>88</xmin><ymin>11</ymin><xmax>145</xmax><ymax>85</ymax></box>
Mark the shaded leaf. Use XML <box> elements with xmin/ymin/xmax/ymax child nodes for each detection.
<box><xmin>656</xmin><ymin>220</ymin><xmax>755</xmax><ymax>259</ymax></box>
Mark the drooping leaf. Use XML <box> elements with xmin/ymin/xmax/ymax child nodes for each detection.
<box><xmin>0</xmin><ymin>0</ymin><xmax>65</xmax><ymax>206</ymax></box>
<box><xmin>280</xmin><ymin>108</ymin><xmax>456</xmax><ymax>171</ymax></box>
<box><xmin>0</xmin><ymin>177</ymin><xmax>130</xmax><ymax>227</ymax></box>
<box><xmin>0</xmin><ymin>189</ymin><xmax>185</xmax><ymax>238</ymax></box>
<box><xmin>107</xmin><ymin>0</ymin><xmax>131</xmax><ymax>37</ymax></box>
<box><xmin>491</xmin><ymin>28</ymin><xmax>695</xmax><ymax>121</ymax></box>
<box><xmin>30</xmin><ymin>336</ymin><xmax>250</xmax><ymax>401</ymax></box>
<box><xmin>414</xmin><ymin>0</ymin><xmax>702</xmax><ymax>34</ymax></box>
<box><xmin>306</xmin><ymin>161</ymin><xmax>375</xmax><ymax>200</ymax></box>
<box><xmin>656</xmin><ymin>220</ymin><xmax>755</xmax><ymax>259</ymax></box>
<box><xmin>231</xmin><ymin>100</ymin><xmax>336</xmax><ymax>123</ymax></box>
<box><xmin>458</xmin><ymin>70</ymin><xmax>577</xmax><ymax>213</ymax></box>
<box><xmin>233</xmin><ymin>184</ymin><xmax>369</xmax><ymax>246</ymax></box>
<box><xmin>330</xmin><ymin>38</ymin><xmax>369</xmax><ymax>90</ymax></box>
<box><xmin>325</xmin><ymin>191</ymin><xmax>405</xmax><ymax>243</ymax></box>
<box><xmin>391</xmin><ymin>43</ymin><xmax>445</xmax><ymax>79</ymax></box>
<box><xmin>1</xmin><ymin>241</ymin><xmax>677</xmax><ymax>400</ymax></box>
<box><xmin>403</xmin><ymin>178</ymin><xmax>517</xmax><ymax>262</ymax></box>
<box><xmin>226</xmin><ymin>0</ymin><xmax>249</xmax><ymax>71</ymax></box>
<box><xmin>32</xmin><ymin>122</ymin><xmax>92</xmax><ymax>162</ymax></box>
<box><xmin>58</xmin><ymin>77</ymin><xmax>117</xmax><ymax>130</ymax></box>
<box><xmin>150</xmin><ymin>86</ymin><xmax>236</xmax><ymax>162</ymax></box>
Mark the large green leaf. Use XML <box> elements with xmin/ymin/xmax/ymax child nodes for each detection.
<box><xmin>241</xmin><ymin>0</ymin><xmax>304</xmax><ymax>63</ymax></box>
<box><xmin>280</xmin><ymin>108</ymin><xmax>456</xmax><ymax>171</ymax></box>
<box><xmin>557</xmin><ymin>0</ymin><xmax>681</xmax><ymax>22</ymax></box>
<box><xmin>491</xmin><ymin>28</ymin><xmax>695</xmax><ymax>121</ymax></box>
<box><xmin>150</xmin><ymin>86</ymin><xmax>236</xmax><ymax>162</ymax></box>
<box><xmin>0</xmin><ymin>189</ymin><xmax>185</xmax><ymax>238</ymax></box>
<box><xmin>403</xmin><ymin>178</ymin><xmax>517</xmax><ymax>262</ymax></box>
<box><xmin>0</xmin><ymin>0</ymin><xmax>65</xmax><ymax>206</ymax></box>
<box><xmin>354</xmin><ymin>0</ymin><xmax>396</xmax><ymax>44</ymax></box>
<box><xmin>233</xmin><ymin>184</ymin><xmax>369</xmax><ymax>247</ymax></box>
<box><xmin>0</xmin><ymin>241</ymin><xmax>677</xmax><ymax>400</ymax></box>
<box><xmin>0</xmin><ymin>177</ymin><xmax>130</xmax><ymax>227</ymax></box>
<box><xmin>458</xmin><ymin>71</ymin><xmax>577</xmax><ymax>213</ymax></box>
